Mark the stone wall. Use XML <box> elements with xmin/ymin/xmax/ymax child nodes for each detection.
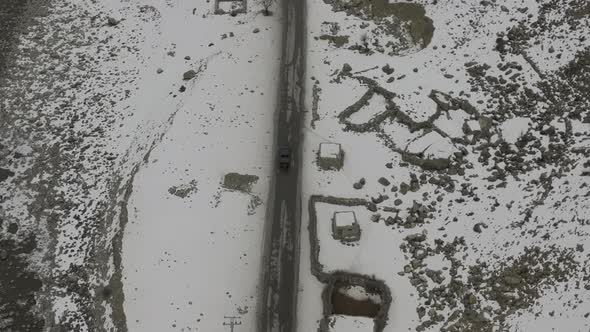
<box><xmin>308</xmin><ymin>195</ymin><xmax>392</xmax><ymax>332</ymax></box>
<box><xmin>213</xmin><ymin>0</ymin><xmax>247</xmax><ymax>15</ymax></box>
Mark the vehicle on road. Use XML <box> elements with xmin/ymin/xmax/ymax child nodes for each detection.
<box><xmin>279</xmin><ymin>146</ymin><xmax>291</xmax><ymax>170</ymax></box>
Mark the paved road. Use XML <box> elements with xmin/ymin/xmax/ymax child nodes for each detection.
<box><xmin>258</xmin><ymin>0</ymin><xmax>306</xmax><ymax>330</ymax></box>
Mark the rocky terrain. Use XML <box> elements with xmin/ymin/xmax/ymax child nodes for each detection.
<box><xmin>298</xmin><ymin>0</ymin><xmax>590</xmax><ymax>331</ymax></box>
<box><xmin>0</xmin><ymin>0</ymin><xmax>275</xmax><ymax>330</ymax></box>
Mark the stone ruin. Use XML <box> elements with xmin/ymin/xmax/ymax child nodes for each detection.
<box><xmin>332</xmin><ymin>211</ymin><xmax>361</xmax><ymax>242</ymax></box>
<box><xmin>318</xmin><ymin>142</ymin><xmax>344</xmax><ymax>170</ymax></box>
<box><xmin>214</xmin><ymin>0</ymin><xmax>247</xmax><ymax>15</ymax></box>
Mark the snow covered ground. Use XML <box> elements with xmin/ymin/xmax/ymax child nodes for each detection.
<box><xmin>116</xmin><ymin>1</ymin><xmax>282</xmax><ymax>331</ymax></box>
<box><xmin>298</xmin><ymin>0</ymin><xmax>590</xmax><ymax>331</ymax></box>
<box><xmin>1</xmin><ymin>0</ymin><xmax>281</xmax><ymax>329</ymax></box>
<box><xmin>2</xmin><ymin>0</ymin><xmax>590</xmax><ymax>330</ymax></box>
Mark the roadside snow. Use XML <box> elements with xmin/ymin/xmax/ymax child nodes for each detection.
<box><xmin>328</xmin><ymin>315</ymin><xmax>374</xmax><ymax>331</ymax></box>
<box><xmin>117</xmin><ymin>1</ymin><xmax>282</xmax><ymax>331</ymax></box>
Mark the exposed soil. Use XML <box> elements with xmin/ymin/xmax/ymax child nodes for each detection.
<box><xmin>321</xmin><ymin>0</ymin><xmax>434</xmax><ymax>54</ymax></box>
<box><xmin>331</xmin><ymin>284</ymin><xmax>381</xmax><ymax>318</ymax></box>
<box><xmin>0</xmin><ymin>235</ymin><xmax>44</xmax><ymax>331</ymax></box>
<box><xmin>223</xmin><ymin>172</ymin><xmax>259</xmax><ymax>192</ymax></box>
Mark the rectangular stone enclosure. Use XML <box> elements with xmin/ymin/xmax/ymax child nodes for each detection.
<box><xmin>332</xmin><ymin>211</ymin><xmax>361</xmax><ymax>242</ymax></box>
<box><xmin>214</xmin><ymin>0</ymin><xmax>247</xmax><ymax>14</ymax></box>
<box><xmin>318</xmin><ymin>142</ymin><xmax>344</xmax><ymax>170</ymax></box>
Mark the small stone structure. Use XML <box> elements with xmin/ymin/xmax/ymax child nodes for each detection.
<box><xmin>308</xmin><ymin>196</ymin><xmax>392</xmax><ymax>332</ymax></box>
<box><xmin>332</xmin><ymin>211</ymin><xmax>360</xmax><ymax>242</ymax></box>
<box><xmin>318</xmin><ymin>142</ymin><xmax>344</xmax><ymax>170</ymax></box>
<box><xmin>214</xmin><ymin>0</ymin><xmax>247</xmax><ymax>14</ymax></box>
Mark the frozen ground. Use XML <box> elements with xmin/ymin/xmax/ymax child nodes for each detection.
<box><xmin>2</xmin><ymin>0</ymin><xmax>590</xmax><ymax>330</ymax></box>
<box><xmin>0</xmin><ymin>0</ymin><xmax>280</xmax><ymax>330</ymax></box>
<box><xmin>118</xmin><ymin>1</ymin><xmax>282</xmax><ymax>331</ymax></box>
<box><xmin>298</xmin><ymin>0</ymin><xmax>590</xmax><ymax>331</ymax></box>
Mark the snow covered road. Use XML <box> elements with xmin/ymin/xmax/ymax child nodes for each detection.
<box><xmin>258</xmin><ymin>0</ymin><xmax>306</xmax><ymax>329</ymax></box>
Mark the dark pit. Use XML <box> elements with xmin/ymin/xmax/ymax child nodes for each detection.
<box><xmin>330</xmin><ymin>282</ymin><xmax>383</xmax><ymax>318</ymax></box>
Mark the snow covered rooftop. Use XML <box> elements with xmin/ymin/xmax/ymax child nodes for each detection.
<box><xmin>319</xmin><ymin>142</ymin><xmax>342</xmax><ymax>159</ymax></box>
<box><xmin>333</xmin><ymin>211</ymin><xmax>357</xmax><ymax>227</ymax></box>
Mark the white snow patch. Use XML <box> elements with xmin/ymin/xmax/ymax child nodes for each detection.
<box><xmin>119</xmin><ymin>0</ymin><xmax>282</xmax><ymax>331</ymax></box>
<box><xmin>405</xmin><ymin>131</ymin><xmax>457</xmax><ymax>159</ymax></box>
<box><xmin>434</xmin><ymin>110</ymin><xmax>470</xmax><ymax>138</ymax></box>
<box><xmin>334</xmin><ymin>211</ymin><xmax>357</xmax><ymax>227</ymax></box>
<box><xmin>328</xmin><ymin>315</ymin><xmax>374</xmax><ymax>331</ymax></box>
<box><xmin>501</xmin><ymin>117</ymin><xmax>531</xmax><ymax>144</ymax></box>
<box><xmin>320</xmin><ymin>142</ymin><xmax>342</xmax><ymax>159</ymax></box>
<box><xmin>348</xmin><ymin>94</ymin><xmax>388</xmax><ymax>124</ymax></box>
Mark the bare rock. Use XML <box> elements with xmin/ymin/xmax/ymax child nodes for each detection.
<box><xmin>107</xmin><ymin>17</ymin><xmax>120</xmax><ymax>26</ymax></box>
<box><xmin>183</xmin><ymin>69</ymin><xmax>198</xmax><ymax>80</ymax></box>
<box><xmin>473</xmin><ymin>222</ymin><xmax>488</xmax><ymax>233</ymax></box>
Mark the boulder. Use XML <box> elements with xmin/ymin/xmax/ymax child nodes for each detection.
<box><xmin>183</xmin><ymin>69</ymin><xmax>198</xmax><ymax>80</ymax></box>
<box><xmin>378</xmin><ymin>177</ymin><xmax>391</xmax><ymax>186</ymax></box>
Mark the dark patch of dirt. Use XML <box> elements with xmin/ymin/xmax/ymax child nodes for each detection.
<box><xmin>331</xmin><ymin>287</ymin><xmax>381</xmax><ymax>318</ymax></box>
<box><xmin>0</xmin><ymin>234</ymin><xmax>44</xmax><ymax>331</ymax></box>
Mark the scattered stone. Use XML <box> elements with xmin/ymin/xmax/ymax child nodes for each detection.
<box><xmin>107</xmin><ymin>17</ymin><xmax>120</xmax><ymax>26</ymax></box>
<box><xmin>385</xmin><ymin>216</ymin><xmax>396</xmax><ymax>225</ymax></box>
<box><xmin>503</xmin><ymin>275</ymin><xmax>522</xmax><ymax>286</ymax></box>
<box><xmin>366</xmin><ymin>202</ymin><xmax>378</xmax><ymax>212</ymax></box>
<box><xmin>473</xmin><ymin>222</ymin><xmax>488</xmax><ymax>233</ymax></box>
<box><xmin>406</xmin><ymin>233</ymin><xmax>426</xmax><ymax>242</ymax></box>
<box><xmin>382</xmin><ymin>64</ymin><xmax>394</xmax><ymax>75</ymax></box>
<box><xmin>342</xmin><ymin>63</ymin><xmax>352</xmax><ymax>73</ymax></box>
<box><xmin>156</xmin><ymin>68</ymin><xmax>164</xmax><ymax>74</ymax></box>
<box><xmin>0</xmin><ymin>168</ymin><xmax>15</xmax><ymax>182</ymax></box>
<box><xmin>253</xmin><ymin>28</ymin><xmax>260</xmax><ymax>33</ymax></box>
<box><xmin>378</xmin><ymin>177</ymin><xmax>391</xmax><ymax>186</ymax></box>
<box><xmin>353</xmin><ymin>177</ymin><xmax>366</xmax><ymax>189</ymax></box>
<box><xmin>168</xmin><ymin>180</ymin><xmax>198</xmax><ymax>198</ymax></box>
<box><xmin>183</xmin><ymin>69</ymin><xmax>198</xmax><ymax>80</ymax></box>
<box><xmin>371</xmin><ymin>194</ymin><xmax>385</xmax><ymax>204</ymax></box>
<box><xmin>400</xmin><ymin>182</ymin><xmax>409</xmax><ymax>195</ymax></box>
